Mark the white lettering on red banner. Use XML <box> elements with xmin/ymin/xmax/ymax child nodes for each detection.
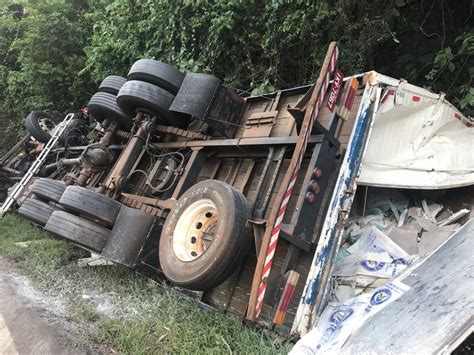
<box><xmin>327</xmin><ymin>69</ymin><xmax>344</xmax><ymax>112</ymax></box>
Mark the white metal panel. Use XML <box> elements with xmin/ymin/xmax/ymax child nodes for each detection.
<box><xmin>339</xmin><ymin>219</ymin><xmax>474</xmax><ymax>354</ymax></box>
<box><xmin>358</xmin><ymin>84</ymin><xmax>474</xmax><ymax>189</ymax></box>
<box><xmin>291</xmin><ymin>84</ymin><xmax>380</xmax><ymax>336</ymax></box>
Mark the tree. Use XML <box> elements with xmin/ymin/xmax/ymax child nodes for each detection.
<box><xmin>0</xmin><ymin>0</ymin><xmax>93</xmax><ymax>148</ymax></box>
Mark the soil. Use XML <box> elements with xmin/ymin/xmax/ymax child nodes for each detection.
<box><xmin>0</xmin><ymin>255</ymin><xmax>95</xmax><ymax>354</ymax></box>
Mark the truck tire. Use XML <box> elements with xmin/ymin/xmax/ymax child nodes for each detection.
<box><xmin>127</xmin><ymin>59</ymin><xmax>184</xmax><ymax>95</ymax></box>
<box><xmin>45</xmin><ymin>211</ymin><xmax>110</xmax><ymax>252</ymax></box>
<box><xmin>17</xmin><ymin>198</ymin><xmax>55</xmax><ymax>226</ymax></box>
<box><xmin>159</xmin><ymin>180</ymin><xmax>252</xmax><ymax>291</ymax></box>
<box><xmin>98</xmin><ymin>75</ymin><xmax>127</xmax><ymax>95</ymax></box>
<box><xmin>31</xmin><ymin>178</ymin><xmax>66</xmax><ymax>203</ymax></box>
<box><xmin>117</xmin><ymin>80</ymin><xmax>188</xmax><ymax>128</ymax></box>
<box><xmin>88</xmin><ymin>92</ymin><xmax>133</xmax><ymax>129</ymax></box>
<box><xmin>25</xmin><ymin>111</ymin><xmax>56</xmax><ymax>143</ymax></box>
<box><xmin>59</xmin><ymin>186</ymin><xmax>121</xmax><ymax>227</ymax></box>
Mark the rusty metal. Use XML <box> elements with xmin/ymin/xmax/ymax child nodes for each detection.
<box><xmin>171</xmin><ymin>148</ymin><xmax>206</xmax><ymax>199</ymax></box>
<box><xmin>155</xmin><ymin>124</ymin><xmax>208</xmax><ymax>140</ymax></box>
<box><xmin>207</xmin><ymin>86</ymin><xmax>245</xmax><ymax>138</ymax></box>
<box><xmin>3</xmin><ymin>51</ymin><xmax>358</xmax><ymax>332</ymax></box>
<box><xmin>225</xmin><ymin>159</ymin><xmax>242</xmax><ymax>185</ymax></box>
<box><xmin>114</xmin><ymin>128</ymin><xmax>131</xmax><ymax>141</ymax></box>
<box><xmin>80</xmin><ymin>144</ymin><xmax>115</xmax><ymax>172</ymax></box>
<box><xmin>0</xmin><ymin>135</ymin><xmax>30</xmax><ymax>167</ymax></box>
<box><xmin>172</xmin><ymin>199</ymin><xmax>218</xmax><ymax>261</ymax></box>
<box><xmin>98</xmin><ymin>121</ymin><xmax>114</xmax><ymax>145</ymax></box>
<box><xmin>252</xmin><ymin>147</ymin><xmax>286</xmax><ymax>218</ymax></box>
<box><xmin>103</xmin><ymin>113</ymin><xmax>155</xmax><ymax>194</ymax></box>
<box><xmin>76</xmin><ymin>167</ymin><xmax>93</xmax><ymax>186</ymax></box>
<box><xmin>119</xmin><ymin>194</ymin><xmax>162</xmax><ymax>216</ymax></box>
<box><xmin>247</xmin><ymin>42</ymin><xmax>338</xmax><ymax>321</ymax></box>
<box><xmin>149</xmin><ymin>134</ymin><xmax>324</xmax><ymax>150</ymax></box>
<box><xmin>119</xmin><ymin>192</ymin><xmax>177</xmax><ymax>213</ymax></box>
<box><xmin>242</xmin><ymin>111</ymin><xmax>277</xmax><ymax>138</ymax></box>
<box><xmin>234</xmin><ymin>159</ymin><xmax>255</xmax><ymax>192</ymax></box>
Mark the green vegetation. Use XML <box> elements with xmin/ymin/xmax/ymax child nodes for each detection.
<box><xmin>0</xmin><ymin>0</ymin><xmax>472</xmax><ymax>148</ymax></box>
<box><xmin>0</xmin><ymin>214</ymin><xmax>290</xmax><ymax>353</ymax></box>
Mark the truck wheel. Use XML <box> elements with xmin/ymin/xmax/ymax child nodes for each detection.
<box><xmin>88</xmin><ymin>92</ymin><xmax>132</xmax><ymax>129</ymax></box>
<box><xmin>45</xmin><ymin>211</ymin><xmax>110</xmax><ymax>252</ymax></box>
<box><xmin>117</xmin><ymin>80</ymin><xmax>188</xmax><ymax>128</ymax></box>
<box><xmin>159</xmin><ymin>180</ymin><xmax>252</xmax><ymax>291</ymax></box>
<box><xmin>98</xmin><ymin>75</ymin><xmax>127</xmax><ymax>95</ymax></box>
<box><xmin>59</xmin><ymin>186</ymin><xmax>121</xmax><ymax>227</ymax></box>
<box><xmin>17</xmin><ymin>198</ymin><xmax>55</xmax><ymax>226</ymax></box>
<box><xmin>25</xmin><ymin>111</ymin><xmax>56</xmax><ymax>143</ymax></box>
<box><xmin>31</xmin><ymin>178</ymin><xmax>66</xmax><ymax>203</ymax></box>
<box><xmin>127</xmin><ymin>59</ymin><xmax>184</xmax><ymax>95</ymax></box>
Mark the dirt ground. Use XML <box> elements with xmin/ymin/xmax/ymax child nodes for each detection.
<box><xmin>0</xmin><ymin>255</ymin><xmax>91</xmax><ymax>354</ymax></box>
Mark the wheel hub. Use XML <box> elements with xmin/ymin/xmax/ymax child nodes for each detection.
<box><xmin>38</xmin><ymin>117</ymin><xmax>55</xmax><ymax>132</ymax></box>
<box><xmin>173</xmin><ymin>199</ymin><xmax>218</xmax><ymax>262</ymax></box>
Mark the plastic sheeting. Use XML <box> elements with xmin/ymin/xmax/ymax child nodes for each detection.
<box><xmin>358</xmin><ymin>84</ymin><xmax>474</xmax><ymax>189</ymax></box>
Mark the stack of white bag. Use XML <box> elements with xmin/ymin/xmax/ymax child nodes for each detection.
<box><xmin>290</xmin><ymin>280</ymin><xmax>410</xmax><ymax>354</ymax></box>
<box><xmin>333</xmin><ymin>226</ymin><xmax>418</xmax><ymax>290</ymax></box>
<box><xmin>290</xmin><ymin>227</ymin><xmax>415</xmax><ymax>354</ymax></box>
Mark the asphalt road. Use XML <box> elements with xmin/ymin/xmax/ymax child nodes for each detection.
<box><xmin>0</xmin><ymin>256</ymin><xmax>82</xmax><ymax>355</ymax></box>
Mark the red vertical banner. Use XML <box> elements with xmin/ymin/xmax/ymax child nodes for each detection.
<box><xmin>327</xmin><ymin>69</ymin><xmax>344</xmax><ymax>112</ymax></box>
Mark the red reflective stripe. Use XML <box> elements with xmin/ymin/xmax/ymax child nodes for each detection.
<box><xmin>255</xmin><ymin>46</ymin><xmax>338</xmax><ymax>318</ymax></box>
<box><xmin>412</xmin><ymin>95</ymin><xmax>420</xmax><ymax>102</ymax></box>
<box><xmin>278</xmin><ymin>284</ymin><xmax>297</xmax><ymax>312</ymax></box>
<box><xmin>262</xmin><ymin>260</ymin><xmax>273</xmax><ymax>278</ymax></box>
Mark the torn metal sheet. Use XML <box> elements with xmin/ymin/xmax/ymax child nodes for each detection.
<box><xmin>358</xmin><ymin>81</ymin><xmax>473</xmax><ymax>189</ymax></box>
<box><xmin>388</xmin><ymin>222</ymin><xmax>420</xmax><ymax>255</ymax></box>
<box><xmin>339</xmin><ymin>219</ymin><xmax>474</xmax><ymax>354</ymax></box>
<box><xmin>438</xmin><ymin>208</ymin><xmax>470</xmax><ymax>226</ymax></box>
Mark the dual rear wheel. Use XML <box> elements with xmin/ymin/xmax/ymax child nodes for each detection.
<box><xmin>20</xmin><ymin>178</ymin><xmax>252</xmax><ymax>291</ymax></box>
<box><xmin>88</xmin><ymin>59</ymin><xmax>189</xmax><ymax>129</ymax></box>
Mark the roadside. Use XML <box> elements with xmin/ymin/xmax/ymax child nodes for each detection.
<box><xmin>0</xmin><ymin>255</ymin><xmax>88</xmax><ymax>354</ymax></box>
<box><xmin>0</xmin><ymin>215</ymin><xmax>289</xmax><ymax>354</ymax></box>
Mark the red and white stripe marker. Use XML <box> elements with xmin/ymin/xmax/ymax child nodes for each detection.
<box><xmin>273</xmin><ymin>270</ymin><xmax>300</xmax><ymax>325</ymax></box>
<box><xmin>254</xmin><ymin>46</ymin><xmax>339</xmax><ymax>318</ymax></box>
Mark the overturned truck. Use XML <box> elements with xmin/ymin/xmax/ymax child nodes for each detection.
<box><xmin>1</xmin><ymin>43</ymin><xmax>472</xmax><ymax>347</ymax></box>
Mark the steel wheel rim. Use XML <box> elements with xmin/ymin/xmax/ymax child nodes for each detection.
<box><xmin>173</xmin><ymin>199</ymin><xmax>218</xmax><ymax>262</ymax></box>
<box><xmin>38</xmin><ymin>117</ymin><xmax>55</xmax><ymax>132</ymax></box>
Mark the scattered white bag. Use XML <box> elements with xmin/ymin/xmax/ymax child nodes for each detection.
<box><xmin>290</xmin><ymin>280</ymin><xmax>410</xmax><ymax>355</ymax></box>
<box><xmin>333</xmin><ymin>226</ymin><xmax>417</xmax><ymax>279</ymax></box>
<box><xmin>290</xmin><ymin>294</ymin><xmax>370</xmax><ymax>355</ymax></box>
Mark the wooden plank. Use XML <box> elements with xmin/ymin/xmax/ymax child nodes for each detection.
<box><xmin>341</xmin><ymin>219</ymin><xmax>474</xmax><ymax>354</ymax></box>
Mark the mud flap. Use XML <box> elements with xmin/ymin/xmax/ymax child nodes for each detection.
<box><xmin>101</xmin><ymin>205</ymin><xmax>156</xmax><ymax>268</ymax></box>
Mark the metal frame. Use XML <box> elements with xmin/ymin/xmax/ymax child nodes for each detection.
<box><xmin>247</xmin><ymin>42</ymin><xmax>339</xmax><ymax>321</ymax></box>
<box><xmin>291</xmin><ymin>83</ymin><xmax>382</xmax><ymax>336</ymax></box>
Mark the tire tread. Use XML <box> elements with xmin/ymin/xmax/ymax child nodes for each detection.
<box><xmin>45</xmin><ymin>211</ymin><xmax>110</xmax><ymax>252</ymax></box>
